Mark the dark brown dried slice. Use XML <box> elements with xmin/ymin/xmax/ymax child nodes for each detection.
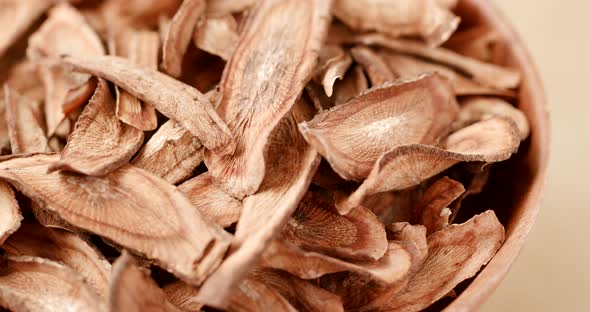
<box><xmin>0</xmin><ymin>153</ymin><xmax>231</xmax><ymax>284</ymax></box>
<box><xmin>332</xmin><ymin>0</ymin><xmax>460</xmax><ymax>46</ymax></box>
<box><xmin>332</xmin><ymin>64</ymin><xmax>368</xmax><ymax>105</ymax></box>
<box><xmin>0</xmin><ymin>0</ymin><xmax>51</xmax><ymax>59</ymax></box>
<box><xmin>228</xmin><ymin>276</ymin><xmax>297</xmax><ymax>312</ymax></box>
<box><xmin>163</xmin><ymin>282</ymin><xmax>203</xmax><ymax>312</ymax></box>
<box><xmin>204</xmin><ymin>0</ymin><xmax>332</xmax><ymax>199</ymax></box>
<box><xmin>4</xmin><ymin>86</ymin><xmax>48</xmax><ymax>154</ymax></box>
<box><xmin>61</xmin><ymin>55</ymin><xmax>234</xmax><ymax>155</ymax></box>
<box><xmin>162</xmin><ymin>0</ymin><xmax>206</xmax><ymax>77</ymax></box>
<box><xmin>193</xmin><ymin>15</ymin><xmax>239</xmax><ymax>61</ymax></box>
<box><xmin>132</xmin><ymin>120</ymin><xmax>203</xmax><ymax>185</ymax></box>
<box><xmin>206</xmin><ymin>0</ymin><xmax>256</xmax><ymax>17</ymax></box>
<box><xmin>449</xmin><ymin>164</ymin><xmax>491</xmax><ymax>223</ymax></box>
<box><xmin>0</xmin><ymin>181</ymin><xmax>21</xmax><ymax>245</ymax></box>
<box><xmin>350</xmin><ymin>46</ymin><xmax>396</xmax><ymax>86</ymax></box>
<box><xmin>314</xmin><ymin>44</ymin><xmax>353</xmax><ymax>97</ymax></box>
<box><xmin>305</xmin><ymin>82</ymin><xmax>335</xmax><ymax>112</ymax></box>
<box><xmin>48</xmin><ymin>79</ymin><xmax>144</xmax><ymax>176</ymax></box>
<box><xmin>444</xmin><ymin>26</ymin><xmax>503</xmax><ymax>63</ymax></box>
<box><xmin>299</xmin><ymin>73</ymin><xmax>459</xmax><ymax>182</ymax></box>
<box><xmin>0</xmin><ymin>255</ymin><xmax>106</xmax><ymax>312</ymax></box>
<box><xmin>1</xmin><ymin>223</ymin><xmax>111</xmax><ymax>299</ymax></box>
<box><xmin>416</xmin><ymin>176</ymin><xmax>465</xmax><ymax>235</ymax></box>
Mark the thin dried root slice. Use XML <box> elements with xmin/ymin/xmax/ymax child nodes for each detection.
<box><xmin>228</xmin><ymin>276</ymin><xmax>298</xmax><ymax>312</ymax></box>
<box><xmin>61</xmin><ymin>55</ymin><xmax>234</xmax><ymax>155</ymax></box>
<box><xmin>0</xmin><ymin>0</ymin><xmax>51</xmax><ymax>58</ymax></box>
<box><xmin>163</xmin><ymin>282</ymin><xmax>204</xmax><ymax>312</ymax></box>
<box><xmin>0</xmin><ymin>255</ymin><xmax>106</xmax><ymax>312</ymax></box>
<box><xmin>162</xmin><ymin>0</ymin><xmax>207</xmax><ymax>77</ymax></box>
<box><xmin>416</xmin><ymin>176</ymin><xmax>465</xmax><ymax>235</ymax></box>
<box><xmin>110</xmin><ymin>251</ymin><xmax>182</xmax><ymax>312</ymax></box>
<box><xmin>0</xmin><ymin>181</ymin><xmax>21</xmax><ymax>245</ymax></box>
<box><xmin>91</xmin><ymin>0</ymin><xmax>182</xmax><ymax>35</ymax></box>
<box><xmin>2</xmin><ymin>60</ymin><xmax>45</xmax><ymax>102</ymax></box>
<box><xmin>206</xmin><ymin>0</ymin><xmax>256</xmax><ymax>17</ymax></box>
<box><xmin>194</xmin><ymin>15</ymin><xmax>239</xmax><ymax>61</ymax></box>
<box><xmin>132</xmin><ymin>120</ymin><xmax>204</xmax><ymax>185</ymax></box>
<box><xmin>1</xmin><ymin>223</ymin><xmax>111</xmax><ymax>299</ymax></box>
<box><xmin>179</xmin><ymin>172</ymin><xmax>242</xmax><ymax>227</ymax></box>
<box><xmin>110</xmin><ymin>29</ymin><xmax>160</xmax><ymax>131</ymax></box>
<box><xmin>314</xmin><ymin>45</ymin><xmax>353</xmax><ymax>97</ymax></box>
<box><xmin>350</xmin><ymin>46</ymin><xmax>396</xmax><ymax>86</ymax></box>
<box><xmin>366</xmin><ymin>210</ymin><xmax>505</xmax><ymax>312</ymax></box>
<box><xmin>284</xmin><ymin>192</ymin><xmax>387</xmax><ymax>261</ymax></box>
<box><xmin>332</xmin><ymin>0</ymin><xmax>460</xmax><ymax>46</ymax></box>
<box><xmin>48</xmin><ymin>79</ymin><xmax>144</xmax><ymax>176</ymax></box>
<box><xmin>299</xmin><ymin>73</ymin><xmax>459</xmax><ymax>181</ymax></box>
<box><xmin>449</xmin><ymin>164</ymin><xmax>491</xmax><ymax>223</ymax></box>
<box><xmin>333</xmin><ymin>64</ymin><xmax>368</xmax><ymax>105</ymax></box>
<box><xmin>4</xmin><ymin>86</ymin><xmax>48</xmax><ymax>154</ymax></box>
<box><xmin>444</xmin><ymin>26</ymin><xmax>503</xmax><ymax>63</ymax></box>
<box><xmin>0</xmin><ymin>153</ymin><xmax>231</xmax><ymax>285</ymax></box>
<box><xmin>204</xmin><ymin>0</ymin><xmax>332</xmax><ymax>199</ymax></box>
<box><xmin>338</xmin><ymin>117</ymin><xmax>521</xmax><ymax>214</ymax></box>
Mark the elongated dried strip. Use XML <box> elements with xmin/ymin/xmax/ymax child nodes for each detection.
<box><xmin>204</xmin><ymin>0</ymin><xmax>332</xmax><ymax>199</ymax></box>
<box><xmin>1</xmin><ymin>223</ymin><xmax>111</xmax><ymax>299</ymax></box>
<box><xmin>194</xmin><ymin>15</ymin><xmax>239</xmax><ymax>61</ymax></box>
<box><xmin>456</xmin><ymin>97</ymin><xmax>530</xmax><ymax>140</ymax></box>
<box><xmin>228</xmin><ymin>276</ymin><xmax>297</xmax><ymax>312</ymax></box>
<box><xmin>4</xmin><ymin>86</ymin><xmax>48</xmax><ymax>154</ymax></box>
<box><xmin>0</xmin><ymin>256</ymin><xmax>105</xmax><ymax>312</ymax></box>
<box><xmin>416</xmin><ymin>177</ymin><xmax>465</xmax><ymax>235</ymax></box>
<box><xmin>299</xmin><ymin>73</ymin><xmax>459</xmax><ymax>182</ymax></box>
<box><xmin>163</xmin><ymin>282</ymin><xmax>203</xmax><ymax>312</ymax></box>
<box><xmin>444</xmin><ymin>26</ymin><xmax>503</xmax><ymax>63</ymax></box>
<box><xmin>132</xmin><ymin>120</ymin><xmax>204</xmax><ymax>184</ymax></box>
<box><xmin>314</xmin><ymin>45</ymin><xmax>353</xmax><ymax>97</ymax></box>
<box><xmin>48</xmin><ymin>79</ymin><xmax>144</xmax><ymax>176</ymax></box>
<box><xmin>338</xmin><ymin>117</ymin><xmax>521</xmax><ymax>213</ymax></box>
<box><xmin>333</xmin><ymin>64</ymin><xmax>368</xmax><ymax>105</ymax></box>
<box><xmin>0</xmin><ymin>0</ymin><xmax>51</xmax><ymax>58</ymax></box>
<box><xmin>206</xmin><ymin>0</ymin><xmax>256</xmax><ymax>17</ymax></box>
<box><xmin>350</xmin><ymin>46</ymin><xmax>396</xmax><ymax>86</ymax></box>
<box><xmin>62</xmin><ymin>55</ymin><xmax>234</xmax><ymax>155</ymax></box>
<box><xmin>0</xmin><ymin>181</ymin><xmax>21</xmax><ymax>245</ymax></box>
<box><xmin>333</xmin><ymin>0</ymin><xmax>460</xmax><ymax>46</ymax></box>
<box><xmin>0</xmin><ymin>153</ymin><xmax>231</xmax><ymax>284</ymax></box>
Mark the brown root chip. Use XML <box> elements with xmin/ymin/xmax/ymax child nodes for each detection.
<box><xmin>1</xmin><ymin>223</ymin><xmax>111</xmax><ymax>299</ymax></box>
<box><xmin>350</xmin><ymin>46</ymin><xmax>396</xmax><ymax>86</ymax></box>
<box><xmin>333</xmin><ymin>64</ymin><xmax>369</xmax><ymax>105</ymax></box>
<box><xmin>444</xmin><ymin>26</ymin><xmax>503</xmax><ymax>63</ymax></box>
<box><xmin>0</xmin><ymin>255</ymin><xmax>106</xmax><ymax>312</ymax></box>
<box><xmin>48</xmin><ymin>79</ymin><xmax>144</xmax><ymax>176</ymax></box>
<box><xmin>332</xmin><ymin>0</ymin><xmax>460</xmax><ymax>46</ymax></box>
<box><xmin>0</xmin><ymin>153</ymin><xmax>231</xmax><ymax>284</ymax></box>
<box><xmin>416</xmin><ymin>176</ymin><xmax>465</xmax><ymax>235</ymax></box>
<box><xmin>0</xmin><ymin>0</ymin><xmax>51</xmax><ymax>59</ymax></box>
<box><xmin>204</xmin><ymin>0</ymin><xmax>332</xmax><ymax>199</ymax></box>
<box><xmin>132</xmin><ymin>120</ymin><xmax>203</xmax><ymax>185</ymax></box>
<box><xmin>456</xmin><ymin>97</ymin><xmax>530</xmax><ymax>140</ymax></box>
<box><xmin>4</xmin><ymin>86</ymin><xmax>48</xmax><ymax>154</ymax></box>
<box><xmin>314</xmin><ymin>45</ymin><xmax>353</xmax><ymax>97</ymax></box>
<box><xmin>299</xmin><ymin>73</ymin><xmax>459</xmax><ymax>182</ymax></box>
<box><xmin>163</xmin><ymin>282</ymin><xmax>203</xmax><ymax>312</ymax></box>
<box><xmin>206</xmin><ymin>0</ymin><xmax>256</xmax><ymax>17</ymax></box>
<box><xmin>0</xmin><ymin>181</ymin><xmax>21</xmax><ymax>245</ymax></box>
<box><xmin>61</xmin><ymin>55</ymin><xmax>234</xmax><ymax>155</ymax></box>
<box><xmin>194</xmin><ymin>15</ymin><xmax>239</xmax><ymax>61</ymax></box>
<box><xmin>162</xmin><ymin>0</ymin><xmax>206</xmax><ymax>77</ymax></box>
<box><xmin>228</xmin><ymin>276</ymin><xmax>298</xmax><ymax>312</ymax></box>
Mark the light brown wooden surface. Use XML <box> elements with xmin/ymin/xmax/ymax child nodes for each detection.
<box><xmin>482</xmin><ymin>1</ymin><xmax>588</xmax><ymax>311</ymax></box>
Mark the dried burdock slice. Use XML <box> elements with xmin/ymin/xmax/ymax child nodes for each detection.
<box><xmin>332</xmin><ymin>64</ymin><xmax>369</xmax><ymax>105</ymax></box>
<box><xmin>416</xmin><ymin>176</ymin><xmax>465</xmax><ymax>235</ymax></box>
<box><xmin>162</xmin><ymin>0</ymin><xmax>206</xmax><ymax>77</ymax></box>
<box><xmin>0</xmin><ymin>0</ymin><xmax>51</xmax><ymax>59</ymax></box>
<box><xmin>4</xmin><ymin>86</ymin><xmax>49</xmax><ymax>154</ymax></box>
<box><xmin>1</xmin><ymin>223</ymin><xmax>111</xmax><ymax>299</ymax></box>
<box><xmin>284</xmin><ymin>192</ymin><xmax>387</xmax><ymax>261</ymax></box>
<box><xmin>0</xmin><ymin>153</ymin><xmax>231</xmax><ymax>284</ymax></box>
<box><xmin>163</xmin><ymin>281</ymin><xmax>203</xmax><ymax>312</ymax></box>
<box><xmin>228</xmin><ymin>276</ymin><xmax>298</xmax><ymax>312</ymax></box>
<box><xmin>0</xmin><ymin>255</ymin><xmax>106</xmax><ymax>312</ymax></box>
<box><xmin>193</xmin><ymin>15</ymin><xmax>239</xmax><ymax>61</ymax></box>
<box><xmin>206</xmin><ymin>0</ymin><xmax>256</xmax><ymax>17</ymax></box>
<box><xmin>61</xmin><ymin>55</ymin><xmax>234</xmax><ymax>155</ymax></box>
<box><xmin>350</xmin><ymin>46</ymin><xmax>396</xmax><ymax>86</ymax></box>
<box><xmin>299</xmin><ymin>73</ymin><xmax>459</xmax><ymax>182</ymax></box>
<box><xmin>338</xmin><ymin>117</ymin><xmax>521</xmax><ymax>213</ymax></box>
<box><xmin>332</xmin><ymin>0</ymin><xmax>460</xmax><ymax>46</ymax></box>
<box><xmin>314</xmin><ymin>44</ymin><xmax>353</xmax><ymax>97</ymax></box>
<box><xmin>132</xmin><ymin>120</ymin><xmax>204</xmax><ymax>185</ymax></box>
<box><xmin>204</xmin><ymin>0</ymin><xmax>332</xmax><ymax>199</ymax></box>
<box><xmin>444</xmin><ymin>26</ymin><xmax>503</xmax><ymax>63</ymax></box>
<box><xmin>0</xmin><ymin>181</ymin><xmax>21</xmax><ymax>245</ymax></box>
<box><xmin>110</xmin><ymin>251</ymin><xmax>182</xmax><ymax>312</ymax></box>
<box><xmin>48</xmin><ymin>79</ymin><xmax>144</xmax><ymax>176</ymax></box>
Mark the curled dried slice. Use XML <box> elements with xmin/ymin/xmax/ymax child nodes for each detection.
<box><xmin>416</xmin><ymin>176</ymin><xmax>465</xmax><ymax>235</ymax></box>
<box><xmin>0</xmin><ymin>256</ymin><xmax>105</xmax><ymax>312</ymax></box>
<box><xmin>206</xmin><ymin>0</ymin><xmax>256</xmax><ymax>17</ymax></box>
<box><xmin>1</xmin><ymin>223</ymin><xmax>111</xmax><ymax>299</ymax></box>
<box><xmin>204</xmin><ymin>0</ymin><xmax>332</xmax><ymax>199</ymax></box>
<box><xmin>0</xmin><ymin>153</ymin><xmax>231</xmax><ymax>284</ymax></box>
<box><xmin>0</xmin><ymin>181</ymin><xmax>21</xmax><ymax>245</ymax></box>
<box><xmin>162</xmin><ymin>0</ymin><xmax>206</xmax><ymax>77</ymax></box>
<box><xmin>163</xmin><ymin>282</ymin><xmax>203</xmax><ymax>312</ymax></box>
<box><xmin>194</xmin><ymin>15</ymin><xmax>239</xmax><ymax>61</ymax></box>
<box><xmin>444</xmin><ymin>26</ymin><xmax>503</xmax><ymax>63</ymax></box>
<box><xmin>0</xmin><ymin>0</ymin><xmax>51</xmax><ymax>58</ymax></box>
<box><xmin>48</xmin><ymin>79</ymin><xmax>144</xmax><ymax>176</ymax></box>
<box><xmin>132</xmin><ymin>120</ymin><xmax>203</xmax><ymax>185</ymax></box>
<box><xmin>314</xmin><ymin>45</ymin><xmax>353</xmax><ymax>97</ymax></box>
<box><xmin>338</xmin><ymin>117</ymin><xmax>521</xmax><ymax>213</ymax></box>
<box><xmin>61</xmin><ymin>55</ymin><xmax>234</xmax><ymax>155</ymax></box>
<box><xmin>229</xmin><ymin>276</ymin><xmax>297</xmax><ymax>312</ymax></box>
<box><xmin>350</xmin><ymin>46</ymin><xmax>395</xmax><ymax>86</ymax></box>
<box><xmin>332</xmin><ymin>0</ymin><xmax>460</xmax><ymax>46</ymax></box>
<box><xmin>179</xmin><ymin>173</ymin><xmax>242</xmax><ymax>227</ymax></box>
<box><xmin>4</xmin><ymin>86</ymin><xmax>48</xmax><ymax>154</ymax></box>
<box><xmin>333</xmin><ymin>64</ymin><xmax>368</xmax><ymax>105</ymax></box>
<box><xmin>299</xmin><ymin>73</ymin><xmax>459</xmax><ymax>182</ymax></box>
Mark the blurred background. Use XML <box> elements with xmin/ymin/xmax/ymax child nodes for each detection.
<box><xmin>482</xmin><ymin>1</ymin><xmax>588</xmax><ymax>311</ymax></box>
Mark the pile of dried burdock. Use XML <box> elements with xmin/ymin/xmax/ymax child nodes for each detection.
<box><xmin>0</xmin><ymin>0</ymin><xmax>530</xmax><ymax>311</ymax></box>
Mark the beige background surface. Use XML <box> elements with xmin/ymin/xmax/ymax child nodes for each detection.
<box><xmin>481</xmin><ymin>1</ymin><xmax>588</xmax><ymax>311</ymax></box>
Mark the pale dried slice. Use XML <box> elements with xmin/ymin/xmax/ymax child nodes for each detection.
<box><xmin>132</xmin><ymin>120</ymin><xmax>204</xmax><ymax>185</ymax></box>
<box><xmin>0</xmin><ymin>181</ymin><xmax>21</xmax><ymax>245</ymax></box>
<box><xmin>48</xmin><ymin>79</ymin><xmax>144</xmax><ymax>176</ymax></box>
<box><xmin>416</xmin><ymin>176</ymin><xmax>465</xmax><ymax>235</ymax></box>
<box><xmin>4</xmin><ymin>86</ymin><xmax>48</xmax><ymax>154</ymax></box>
<box><xmin>314</xmin><ymin>45</ymin><xmax>353</xmax><ymax>97</ymax></box>
<box><xmin>350</xmin><ymin>46</ymin><xmax>396</xmax><ymax>86</ymax></box>
<box><xmin>206</xmin><ymin>0</ymin><xmax>256</xmax><ymax>17</ymax></box>
<box><xmin>1</xmin><ymin>223</ymin><xmax>111</xmax><ymax>299</ymax></box>
<box><xmin>204</xmin><ymin>0</ymin><xmax>332</xmax><ymax>199</ymax></box>
<box><xmin>444</xmin><ymin>26</ymin><xmax>503</xmax><ymax>63</ymax></box>
<box><xmin>436</xmin><ymin>0</ymin><xmax>459</xmax><ymax>9</ymax></box>
<box><xmin>338</xmin><ymin>117</ymin><xmax>521</xmax><ymax>213</ymax></box>
<box><xmin>0</xmin><ymin>0</ymin><xmax>51</xmax><ymax>58</ymax></box>
<box><xmin>194</xmin><ymin>15</ymin><xmax>239</xmax><ymax>61</ymax></box>
<box><xmin>62</xmin><ymin>55</ymin><xmax>234</xmax><ymax>155</ymax></box>
<box><xmin>228</xmin><ymin>276</ymin><xmax>297</xmax><ymax>312</ymax></box>
<box><xmin>299</xmin><ymin>73</ymin><xmax>459</xmax><ymax>182</ymax></box>
<box><xmin>110</xmin><ymin>251</ymin><xmax>182</xmax><ymax>312</ymax></box>
<box><xmin>0</xmin><ymin>153</ymin><xmax>231</xmax><ymax>284</ymax></box>
<box><xmin>284</xmin><ymin>192</ymin><xmax>387</xmax><ymax>261</ymax></box>
<box><xmin>93</xmin><ymin>0</ymin><xmax>182</xmax><ymax>35</ymax></box>
<box><xmin>0</xmin><ymin>255</ymin><xmax>105</xmax><ymax>312</ymax></box>
<box><xmin>333</xmin><ymin>64</ymin><xmax>368</xmax><ymax>105</ymax></box>
<box><xmin>332</xmin><ymin>0</ymin><xmax>460</xmax><ymax>46</ymax></box>
<box><xmin>163</xmin><ymin>282</ymin><xmax>203</xmax><ymax>312</ymax></box>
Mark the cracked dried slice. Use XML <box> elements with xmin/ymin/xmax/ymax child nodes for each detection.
<box><xmin>0</xmin><ymin>153</ymin><xmax>231</xmax><ymax>284</ymax></box>
<box><xmin>162</xmin><ymin>0</ymin><xmax>206</xmax><ymax>77</ymax></box>
<box><xmin>333</xmin><ymin>64</ymin><xmax>368</xmax><ymax>105</ymax></box>
<box><xmin>416</xmin><ymin>177</ymin><xmax>465</xmax><ymax>235</ymax></box>
<box><xmin>332</xmin><ymin>0</ymin><xmax>460</xmax><ymax>46</ymax></box>
<box><xmin>1</xmin><ymin>223</ymin><xmax>111</xmax><ymax>299</ymax></box>
<box><xmin>4</xmin><ymin>86</ymin><xmax>48</xmax><ymax>154</ymax></box>
<box><xmin>194</xmin><ymin>15</ymin><xmax>239</xmax><ymax>61</ymax></box>
<box><xmin>314</xmin><ymin>44</ymin><xmax>353</xmax><ymax>97</ymax></box>
<box><xmin>284</xmin><ymin>192</ymin><xmax>387</xmax><ymax>261</ymax></box>
<box><xmin>0</xmin><ymin>181</ymin><xmax>21</xmax><ymax>245</ymax></box>
<box><xmin>0</xmin><ymin>0</ymin><xmax>51</xmax><ymax>59</ymax></box>
<box><xmin>204</xmin><ymin>0</ymin><xmax>331</xmax><ymax>199</ymax></box>
<box><xmin>61</xmin><ymin>55</ymin><xmax>234</xmax><ymax>155</ymax></box>
<box><xmin>444</xmin><ymin>26</ymin><xmax>503</xmax><ymax>63</ymax></box>
<box><xmin>350</xmin><ymin>46</ymin><xmax>396</xmax><ymax>86</ymax></box>
<box><xmin>338</xmin><ymin>117</ymin><xmax>521</xmax><ymax>213</ymax></box>
<box><xmin>0</xmin><ymin>255</ymin><xmax>105</xmax><ymax>312</ymax></box>
<box><xmin>163</xmin><ymin>282</ymin><xmax>203</xmax><ymax>312</ymax></box>
<box><xmin>299</xmin><ymin>73</ymin><xmax>459</xmax><ymax>182</ymax></box>
<box><xmin>228</xmin><ymin>276</ymin><xmax>297</xmax><ymax>312</ymax></box>
<box><xmin>132</xmin><ymin>120</ymin><xmax>203</xmax><ymax>185</ymax></box>
<box><xmin>48</xmin><ymin>79</ymin><xmax>144</xmax><ymax>176</ymax></box>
